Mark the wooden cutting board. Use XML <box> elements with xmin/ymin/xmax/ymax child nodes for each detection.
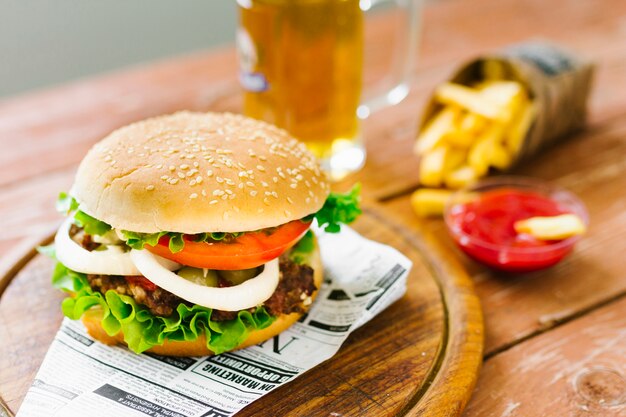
<box><xmin>0</xmin><ymin>208</ymin><xmax>483</xmax><ymax>417</ymax></box>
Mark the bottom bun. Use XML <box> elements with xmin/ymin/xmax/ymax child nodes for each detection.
<box><xmin>81</xmin><ymin>239</ymin><xmax>323</xmax><ymax>356</ymax></box>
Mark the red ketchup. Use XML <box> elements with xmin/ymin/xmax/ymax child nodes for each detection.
<box><xmin>447</xmin><ymin>188</ymin><xmax>577</xmax><ymax>272</ymax></box>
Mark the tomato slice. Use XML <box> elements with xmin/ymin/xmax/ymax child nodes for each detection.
<box><xmin>145</xmin><ymin>220</ymin><xmax>311</xmax><ymax>270</ymax></box>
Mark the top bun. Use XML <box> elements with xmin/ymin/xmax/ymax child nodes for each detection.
<box><xmin>71</xmin><ymin>112</ymin><xmax>330</xmax><ymax>233</ymax></box>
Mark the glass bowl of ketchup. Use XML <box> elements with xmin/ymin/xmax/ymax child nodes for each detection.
<box><xmin>444</xmin><ymin>176</ymin><xmax>588</xmax><ymax>272</ymax></box>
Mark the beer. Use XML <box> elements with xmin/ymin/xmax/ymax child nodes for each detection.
<box><xmin>238</xmin><ymin>0</ymin><xmax>364</xmax><ymax>168</ymax></box>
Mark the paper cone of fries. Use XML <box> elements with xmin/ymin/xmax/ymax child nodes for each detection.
<box><xmin>414</xmin><ymin>41</ymin><xmax>595</xmax><ymax>191</ymax></box>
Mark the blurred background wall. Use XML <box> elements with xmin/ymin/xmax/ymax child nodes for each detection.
<box><xmin>0</xmin><ymin>0</ymin><xmax>237</xmax><ymax>98</ymax></box>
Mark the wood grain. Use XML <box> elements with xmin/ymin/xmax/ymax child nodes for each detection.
<box><xmin>464</xmin><ymin>297</ymin><xmax>626</xmax><ymax>417</ymax></box>
<box><xmin>0</xmin><ymin>209</ymin><xmax>483</xmax><ymax>417</ymax></box>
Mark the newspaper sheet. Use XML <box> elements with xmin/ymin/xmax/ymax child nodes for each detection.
<box><xmin>18</xmin><ymin>226</ymin><xmax>411</xmax><ymax>417</ymax></box>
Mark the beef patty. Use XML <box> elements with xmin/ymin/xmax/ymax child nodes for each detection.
<box><xmin>86</xmin><ymin>255</ymin><xmax>316</xmax><ymax>320</ymax></box>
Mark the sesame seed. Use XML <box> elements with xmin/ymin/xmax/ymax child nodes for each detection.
<box><xmin>213</xmin><ymin>190</ymin><xmax>224</xmax><ymax>196</ymax></box>
<box><xmin>156</xmin><ymin>164</ymin><xmax>163</xmax><ymax>169</ymax></box>
<box><xmin>189</xmin><ymin>193</ymin><xmax>198</xmax><ymax>199</ymax></box>
<box><xmin>246</xmin><ymin>181</ymin><xmax>255</xmax><ymax>187</ymax></box>
<box><xmin>201</xmin><ymin>190</ymin><xmax>207</xmax><ymax>197</ymax></box>
<box><xmin>216</xmin><ymin>177</ymin><xmax>224</xmax><ymax>183</ymax></box>
<box><xmin>209</xmin><ymin>200</ymin><xmax>219</xmax><ymax>205</ymax></box>
<box><xmin>239</xmin><ymin>171</ymin><xmax>248</xmax><ymax>178</ymax></box>
<box><xmin>161</xmin><ymin>175</ymin><xmax>169</xmax><ymax>180</ymax></box>
<box><xmin>206</xmin><ymin>170</ymin><xmax>213</xmax><ymax>177</ymax></box>
<box><xmin>273</xmin><ymin>177</ymin><xmax>278</xmax><ymax>183</ymax></box>
<box><xmin>146</xmin><ymin>185</ymin><xmax>155</xmax><ymax>191</ymax></box>
<box><xmin>225</xmin><ymin>189</ymin><xmax>233</xmax><ymax>195</ymax></box>
<box><xmin>263</xmin><ymin>197</ymin><xmax>270</xmax><ymax>206</ymax></box>
<box><xmin>189</xmin><ymin>180</ymin><xmax>196</xmax><ymax>186</ymax></box>
<box><xmin>180</xmin><ymin>164</ymin><xmax>189</xmax><ymax>170</ymax></box>
<box><xmin>196</xmin><ymin>176</ymin><xmax>203</xmax><ymax>183</ymax></box>
<box><xmin>238</xmin><ymin>183</ymin><xmax>244</xmax><ymax>189</ymax></box>
<box><xmin>250</xmin><ymin>190</ymin><xmax>258</xmax><ymax>197</ymax></box>
<box><xmin>257</xmin><ymin>165</ymin><xmax>265</xmax><ymax>172</ymax></box>
<box><xmin>177</xmin><ymin>172</ymin><xmax>185</xmax><ymax>179</ymax></box>
<box><xmin>284</xmin><ymin>210</ymin><xmax>292</xmax><ymax>217</ymax></box>
<box><xmin>169</xmin><ymin>178</ymin><xmax>179</xmax><ymax>185</ymax></box>
<box><xmin>290</xmin><ymin>183</ymin><xmax>297</xmax><ymax>189</ymax></box>
<box><xmin>271</xmin><ymin>191</ymin><xmax>278</xmax><ymax>198</ymax></box>
<box><xmin>193</xmin><ymin>161</ymin><xmax>199</xmax><ymax>168</ymax></box>
<box><xmin>287</xmin><ymin>197</ymin><xmax>293</xmax><ymax>204</ymax></box>
<box><xmin>261</xmin><ymin>181</ymin><xmax>269</xmax><ymax>187</ymax></box>
<box><xmin>221</xmin><ymin>194</ymin><xmax>229</xmax><ymax>200</ymax></box>
<box><xmin>169</xmin><ymin>165</ymin><xmax>176</xmax><ymax>171</ymax></box>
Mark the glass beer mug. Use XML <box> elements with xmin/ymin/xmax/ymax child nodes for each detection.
<box><xmin>237</xmin><ymin>0</ymin><xmax>421</xmax><ymax>180</ymax></box>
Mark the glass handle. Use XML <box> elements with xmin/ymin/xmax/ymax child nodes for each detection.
<box><xmin>357</xmin><ymin>0</ymin><xmax>422</xmax><ymax>119</ymax></box>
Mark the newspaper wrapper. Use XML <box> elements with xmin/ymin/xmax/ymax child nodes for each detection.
<box><xmin>17</xmin><ymin>225</ymin><xmax>411</xmax><ymax>417</ymax></box>
<box><xmin>419</xmin><ymin>41</ymin><xmax>595</xmax><ymax>163</ymax></box>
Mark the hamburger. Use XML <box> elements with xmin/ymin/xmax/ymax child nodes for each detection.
<box><xmin>48</xmin><ymin>112</ymin><xmax>360</xmax><ymax>356</ymax></box>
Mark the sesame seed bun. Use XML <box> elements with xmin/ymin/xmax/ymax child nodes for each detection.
<box><xmin>81</xmin><ymin>237</ymin><xmax>323</xmax><ymax>356</ymax></box>
<box><xmin>71</xmin><ymin>112</ymin><xmax>330</xmax><ymax>233</ymax></box>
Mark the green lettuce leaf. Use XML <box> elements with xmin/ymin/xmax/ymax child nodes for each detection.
<box><xmin>289</xmin><ymin>230</ymin><xmax>315</xmax><ymax>264</ymax></box>
<box><xmin>311</xmin><ymin>184</ymin><xmax>362</xmax><ymax>233</ymax></box>
<box><xmin>56</xmin><ymin>192</ymin><xmax>79</xmax><ymax>214</ymax></box>
<box><xmin>120</xmin><ymin>231</ymin><xmax>245</xmax><ymax>253</ymax></box>
<box><xmin>56</xmin><ymin>193</ymin><xmax>112</xmax><ymax>236</ymax></box>
<box><xmin>121</xmin><ymin>231</ymin><xmax>169</xmax><ymax>250</ymax></box>
<box><xmin>74</xmin><ymin>210</ymin><xmax>112</xmax><ymax>236</ymax></box>
<box><xmin>52</xmin><ymin>262</ymin><xmax>275</xmax><ymax>354</ymax></box>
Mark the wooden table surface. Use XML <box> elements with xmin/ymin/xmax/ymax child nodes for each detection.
<box><xmin>2</xmin><ymin>0</ymin><xmax>626</xmax><ymax>415</ymax></box>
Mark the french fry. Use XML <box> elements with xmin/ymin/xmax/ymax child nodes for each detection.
<box><xmin>482</xmin><ymin>59</ymin><xmax>507</xmax><ymax>80</ymax></box>
<box><xmin>414</xmin><ymin>107</ymin><xmax>458</xmax><ymax>154</ymax></box>
<box><xmin>514</xmin><ymin>214</ymin><xmax>586</xmax><ymax>240</ymax></box>
<box><xmin>442</xmin><ymin>113</ymin><xmax>485</xmax><ymax>148</ymax></box>
<box><xmin>490</xmin><ymin>142</ymin><xmax>513</xmax><ymax>170</ymax></box>
<box><xmin>467</xmin><ymin>124</ymin><xmax>503</xmax><ymax>175</ymax></box>
<box><xmin>442</xmin><ymin>129</ymin><xmax>474</xmax><ymax>148</ymax></box>
<box><xmin>459</xmin><ymin>113</ymin><xmax>486</xmax><ymax>133</ymax></box>
<box><xmin>435</xmin><ymin>83</ymin><xmax>506</xmax><ymax>120</ymax></box>
<box><xmin>479</xmin><ymin>81</ymin><xmax>526</xmax><ymax>122</ymax></box>
<box><xmin>415</xmin><ymin>77</ymin><xmax>536</xmax><ymax>195</ymax></box>
<box><xmin>411</xmin><ymin>188</ymin><xmax>453</xmax><ymax>218</ymax></box>
<box><xmin>444</xmin><ymin>165</ymin><xmax>480</xmax><ymax>189</ymax></box>
<box><xmin>443</xmin><ymin>147</ymin><xmax>467</xmax><ymax>174</ymax></box>
<box><xmin>419</xmin><ymin>146</ymin><xmax>448</xmax><ymax>187</ymax></box>
<box><xmin>505</xmin><ymin>101</ymin><xmax>537</xmax><ymax>154</ymax></box>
